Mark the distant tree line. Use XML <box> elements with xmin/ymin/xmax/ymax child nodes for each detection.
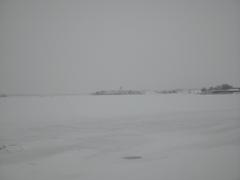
<box><xmin>201</xmin><ymin>84</ymin><xmax>240</xmax><ymax>94</ymax></box>
<box><xmin>92</xmin><ymin>90</ymin><xmax>144</xmax><ymax>95</ymax></box>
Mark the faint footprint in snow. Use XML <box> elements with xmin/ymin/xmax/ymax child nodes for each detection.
<box><xmin>122</xmin><ymin>156</ymin><xmax>142</xmax><ymax>160</ymax></box>
<box><xmin>0</xmin><ymin>144</ymin><xmax>24</xmax><ymax>153</ymax></box>
<box><xmin>0</xmin><ymin>145</ymin><xmax>7</xmax><ymax>151</ymax></box>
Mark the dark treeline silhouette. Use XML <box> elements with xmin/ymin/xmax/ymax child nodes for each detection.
<box><xmin>201</xmin><ymin>84</ymin><xmax>240</xmax><ymax>94</ymax></box>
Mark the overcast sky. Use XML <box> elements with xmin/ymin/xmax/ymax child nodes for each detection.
<box><xmin>0</xmin><ymin>0</ymin><xmax>240</xmax><ymax>94</ymax></box>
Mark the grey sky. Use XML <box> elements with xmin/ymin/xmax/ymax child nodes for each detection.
<box><xmin>0</xmin><ymin>0</ymin><xmax>240</xmax><ymax>94</ymax></box>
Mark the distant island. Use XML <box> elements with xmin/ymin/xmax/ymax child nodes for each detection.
<box><xmin>92</xmin><ymin>84</ymin><xmax>240</xmax><ymax>96</ymax></box>
<box><xmin>92</xmin><ymin>89</ymin><xmax>144</xmax><ymax>95</ymax></box>
<box><xmin>200</xmin><ymin>84</ymin><xmax>240</xmax><ymax>95</ymax></box>
<box><xmin>1</xmin><ymin>84</ymin><xmax>240</xmax><ymax>98</ymax></box>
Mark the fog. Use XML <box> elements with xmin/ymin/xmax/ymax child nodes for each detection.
<box><xmin>1</xmin><ymin>0</ymin><xmax>240</xmax><ymax>94</ymax></box>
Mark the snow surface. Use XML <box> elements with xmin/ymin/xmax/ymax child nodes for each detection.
<box><xmin>0</xmin><ymin>94</ymin><xmax>240</xmax><ymax>180</ymax></box>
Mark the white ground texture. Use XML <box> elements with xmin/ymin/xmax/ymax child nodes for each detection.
<box><xmin>0</xmin><ymin>94</ymin><xmax>240</xmax><ymax>180</ymax></box>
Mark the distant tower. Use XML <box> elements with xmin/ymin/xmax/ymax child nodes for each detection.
<box><xmin>119</xmin><ymin>86</ymin><xmax>123</xmax><ymax>90</ymax></box>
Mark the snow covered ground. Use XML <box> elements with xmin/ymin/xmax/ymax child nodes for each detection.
<box><xmin>0</xmin><ymin>94</ymin><xmax>240</xmax><ymax>180</ymax></box>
